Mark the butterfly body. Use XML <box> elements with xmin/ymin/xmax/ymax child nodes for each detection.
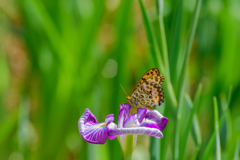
<box><xmin>127</xmin><ymin>68</ymin><xmax>164</xmax><ymax>110</ymax></box>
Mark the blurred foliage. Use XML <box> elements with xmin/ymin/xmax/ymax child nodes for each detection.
<box><xmin>0</xmin><ymin>0</ymin><xmax>240</xmax><ymax>159</ymax></box>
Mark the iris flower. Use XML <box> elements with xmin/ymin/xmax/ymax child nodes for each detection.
<box><xmin>78</xmin><ymin>103</ymin><xmax>168</xmax><ymax>159</ymax></box>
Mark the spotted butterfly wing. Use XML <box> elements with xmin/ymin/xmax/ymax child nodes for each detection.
<box><xmin>127</xmin><ymin>68</ymin><xmax>164</xmax><ymax>110</ymax></box>
<box><xmin>133</xmin><ymin>68</ymin><xmax>164</xmax><ymax>91</ymax></box>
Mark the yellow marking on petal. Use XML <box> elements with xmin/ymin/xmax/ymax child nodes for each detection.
<box><xmin>95</xmin><ymin>123</ymin><xmax>106</xmax><ymax>127</ymax></box>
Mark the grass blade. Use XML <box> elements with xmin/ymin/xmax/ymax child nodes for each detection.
<box><xmin>138</xmin><ymin>3</ymin><xmax>178</xmax><ymax>158</ymax></box>
<box><xmin>160</xmin><ymin>109</ymin><xmax>172</xmax><ymax>160</ymax></box>
<box><xmin>168</xmin><ymin>0</ymin><xmax>183</xmax><ymax>90</ymax></box>
<box><xmin>167</xmin><ymin>82</ymin><xmax>178</xmax><ymax>110</ymax></box>
<box><xmin>22</xmin><ymin>0</ymin><xmax>66</xmax><ymax>57</ymax></box>
<box><xmin>139</xmin><ymin>1</ymin><xmax>178</xmax><ymax>121</ymax></box>
<box><xmin>233</xmin><ymin>138</ymin><xmax>240</xmax><ymax>160</ymax></box>
<box><xmin>156</xmin><ymin>0</ymin><xmax>171</xmax><ymax>83</ymax></box>
<box><xmin>200</xmin><ymin>87</ymin><xmax>232</xmax><ymax>160</ymax></box>
<box><xmin>150</xmin><ymin>137</ymin><xmax>157</xmax><ymax>160</ymax></box>
<box><xmin>179</xmin><ymin>84</ymin><xmax>202</xmax><ymax>160</ymax></box>
<box><xmin>138</xmin><ymin>0</ymin><xmax>165</xmax><ymax>74</ymax></box>
<box><xmin>200</xmin><ymin>111</ymin><xmax>227</xmax><ymax>160</ymax></box>
<box><xmin>173</xmin><ymin>4</ymin><xmax>203</xmax><ymax>157</ymax></box>
<box><xmin>177</xmin><ymin>0</ymin><xmax>202</xmax><ymax>99</ymax></box>
<box><xmin>191</xmin><ymin>145</ymin><xmax>201</xmax><ymax>160</ymax></box>
<box><xmin>156</xmin><ymin>0</ymin><xmax>178</xmax><ymax>113</ymax></box>
<box><xmin>213</xmin><ymin>97</ymin><xmax>221</xmax><ymax>160</ymax></box>
<box><xmin>227</xmin><ymin>85</ymin><xmax>233</xmax><ymax>107</ymax></box>
<box><xmin>185</xmin><ymin>93</ymin><xmax>202</xmax><ymax>147</ymax></box>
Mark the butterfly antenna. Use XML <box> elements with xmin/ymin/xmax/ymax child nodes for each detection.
<box><xmin>120</xmin><ymin>84</ymin><xmax>128</xmax><ymax>96</ymax></box>
<box><xmin>115</xmin><ymin>89</ymin><xmax>126</xmax><ymax>96</ymax></box>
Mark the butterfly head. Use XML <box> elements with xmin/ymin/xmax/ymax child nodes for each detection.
<box><xmin>126</xmin><ymin>96</ymin><xmax>134</xmax><ymax>105</ymax></box>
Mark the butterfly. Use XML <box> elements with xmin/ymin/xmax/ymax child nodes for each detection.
<box><xmin>126</xmin><ymin>68</ymin><xmax>164</xmax><ymax>110</ymax></box>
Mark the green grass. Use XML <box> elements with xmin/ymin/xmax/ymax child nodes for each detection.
<box><xmin>0</xmin><ymin>0</ymin><xmax>240</xmax><ymax>159</ymax></box>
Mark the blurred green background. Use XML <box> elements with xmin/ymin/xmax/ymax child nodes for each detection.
<box><xmin>0</xmin><ymin>0</ymin><xmax>240</xmax><ymax>159</ymax></box>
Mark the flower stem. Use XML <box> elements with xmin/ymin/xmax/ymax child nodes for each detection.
<box><xmin>124</xmin><ymin>152</ymin><xmax>132</xmax><ymax>160</ymax></box>
<box><xmin>124</xmin><ymin>135</ymin><xmax>134</xmax><ymax>160</ymax></box>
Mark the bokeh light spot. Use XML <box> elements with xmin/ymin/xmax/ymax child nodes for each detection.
<box><xmin>101</xmin><ymin>59</ymin><xmax>118</xmax><ymax>78</ymax></box>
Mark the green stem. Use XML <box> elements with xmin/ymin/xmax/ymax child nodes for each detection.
<box><xmin>124</xmin><ymin>152</ymin><xmax>132</xmax><ymax>160</ymax></box>
<box><xmin>124</xmin><ymin>135</ymin><xmax>134</xmax><ymax>160</ymax></box>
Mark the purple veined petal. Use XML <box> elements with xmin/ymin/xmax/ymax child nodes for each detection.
<box><xmin>137</xmin><ymin>108</ymin><xmax>147</xmax><ymax>123</ymax></box>
<box><xmin>105</xmin><ymin>114</ymin><xmax>115</xmax><ymax>142</ymax></box>
<box><xmin>157</xmin><ymin>117</ymin><xmax>168</xmax><ymax>131</ymax></box>
<box><xmin>107</xmin><ymin>122</ymin><xmax>117</xmax><ymax>140</ymax></box>
<box><xmin>117</xmin><ymin>104</ymin><xmax>131</xmax><ymax>149</ymax></box>
<box><xmin>125</xmin><ymin>103</ymin><xmax>131</xmax><ymax>118</ymax></box>
<box><xmin>105</xmin><ymin>114</ymin><xmax>114</xmax><ymax>126</ymax></box>
<box><xmin>140</xmin><ymin>121</ymin><xmax>160</xmax><ymax>130</ymax></box>
<box><xmin>108</xmin><ymin>127</ymin><xmax>163</xmax><ymax>139</ymax></box>
<box><xmin>123</xmin><ymin>115</ymin><xmax>140</xmax><ymax>128</ymax></box>
<box><xmin>119</xmin><ymin>103</ymin><xmax>131</xmax><ymax>112</ymax></box>
<box><xmin>80</xmin><ymin>108</ymin><xmax>98</xmax><ymax>124</ymax></box>
<box><xmin>119</xmin><ymin>103</ymin><xmax>125</xmax><ymax>111</ymax></box>
<box><xmin>78</xmin><ymin>109</ymin><xmax>109</xmax><ymax>144</ymax></box>
<box><xmin>145</xmin><ymin>109</ymin><xmax>164</xmax><ymax>120</ymax></box>
<box><xmin>144</xmin><ymin>109</ymin><xmax>169</xmax><ymax>131</ymax></box>
<box><xmin>117</xmin><ymin>107</ymin><xmax>127</xmax><ymax>128</ymax></box>
<box><xmin>119</xmin><ymin>103</ymin><xmax>131</xmax><ymax>120</ymax></box>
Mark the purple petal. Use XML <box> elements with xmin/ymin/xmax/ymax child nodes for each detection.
<box><xmin>78</xmin><ymin>109</ymin><xmax>109</xmax><ymax>144</ymax></box>
<box><xmin>108</xmin><ymin>127</ymin><xmax>163</xmax><ymax>139</ymax></box>
<box><xmin>140</xmin><ymin>122</ymin><xmax>160</xmax><ymax>130</ymax></box>
<box><xmin>123</xmin><ymin>115</ymin><xmax>140</xmax><ymax>128</ymax></box>
<box><xmin>137</xmin><ymin>108</ymin><xmax>147</xmax><ymax>123</ymax></box>
<box><xmin>119</xmin><ymin>103</ymin><xmax>131</xmax><ymax>119</ymax></box>
<box><xmin>117</xmin><ymin>107</ymin><xmax>127</xmax><ymax>128</ymax></box>
<box><xmin>125</xmin><ymin>104</ymin><xmax>132</xmax><ymax>117</ymax></box>
<box><xmin>144</xmin><ymin>110</ymin><xmax>168</xmax><ymax>131</ymax></box>
<box><xmin>119</xmin><ymin>103</ymin><xmax>125</xmax><ymax>111</ymax></box>
<box><xmin>158</xmin><ymin>117</ymin><xmax>169</xmax><ymax>131</ymax></box>
<box><xmin>108</xmin><ymin>135</ymin><xmax>117</xmax><ymax>140</ymax></box>
<box><xmin>145</xmin><ymin>109</ymin><xmax>164</xmax><ymax>120</ymax></box>
<box><xmin>80</xmin><ymin>108</ymin><xmax>98</xmax><ymax>124</ymax></box>
<box><xmin>105</xmin><ymin>114</ymin><xmax>114</xmax><ymax>126</ymax></box>
<box><xmin>107</xmin><ymin>122</ymin><xmax>117</xmax><ymax>140</ymax></box>
<box><xmin>119</xmin><ymin>103</ymin><xmax>131</xmax><ymax>111</ymax></box>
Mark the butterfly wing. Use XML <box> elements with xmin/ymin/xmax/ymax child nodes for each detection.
<box><xmin>133</xmin><ymin>68</ymin><xmax>164</xmax><ymax>92</ymax></box>
<box><xmin>131</xmin><ymin>79</ymin><xmax>164</xmax><ymax>108</ymax></box>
